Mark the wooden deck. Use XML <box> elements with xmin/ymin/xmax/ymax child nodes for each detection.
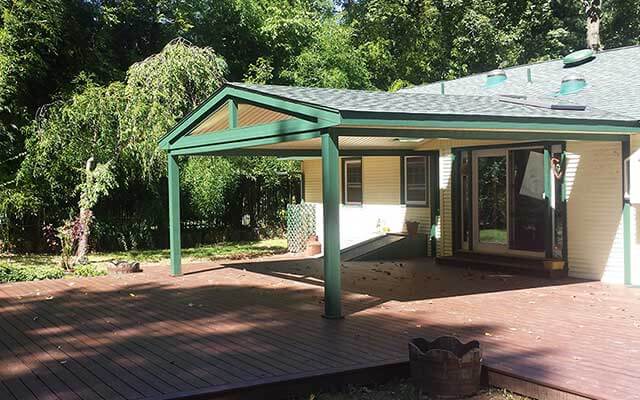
<box><xmin>0</xmin><ymin>256</ymin><xmax>639</xmax><ymax>400</ymax></box>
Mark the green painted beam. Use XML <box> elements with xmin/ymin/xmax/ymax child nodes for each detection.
<box><xmin>339</xmin><ymin>113</ymin><xmax>640</xmax><ymax>133</ymax></box>
<box><xmin>228</xmin><ymin>99</ymin><xmax>238</xmax><ymax>129</ymax></box>
<box><xmin>334</xmin><ymin>126</ymin><xmax>630</xmax><ymax>142</ymax></box>
<box><xmin>169</xmin><ymin>118</ymin><xmax>329</xmax><ymax>152</ymax></box>
<box><xmin>321</xmin><ymin>129</ymin><xmax>342</xmax><ymax>319</ymax></box>
<box><xmin>167</xmin><ymin>153</ymin><xmax>182</xmax><ymax>276</ymax></box>
<box><xmin>170</xmin><ymin>131</ymin><xmax>321</xmax><ymax>156</ymax></box>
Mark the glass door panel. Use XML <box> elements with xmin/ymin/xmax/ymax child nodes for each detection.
<box><xmin>473</xmin><ymin>150</ymin><xmax>508</xmax><ymax>252</ymax></box>
<box><xmin>508</xmin><ymin>149</ymin><xmax>546</xmax><ymax>252</ymax></box>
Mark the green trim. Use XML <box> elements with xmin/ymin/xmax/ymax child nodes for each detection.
<box><xmin>167</xmin><ymin>154</ymin><xmax>182</xmax><ymax>276</ymax></box>
<box><xmin>159</xmin><ymin>84</ymin><xmax>341</xmax><ymax>149</ymax></box>
<box><xmin>228</xmin><ymin>99</ymin><xmax>238</xmax><ymax>128</ymax></box>
<box><xmin>169</xmin><ymin>118</ymin><xmax>328</xmax><ymax>151</ymax></box>
<box><xmin>339</xmin><ymin>113</ymin><xmax>639</xmax><ymax>132</ymax></box>
<box><xmin>543</xmin><ymin>147</ymin><xmax>553</xmax><ymax>259</ymax></box>
<box><xmin>169</xmin><ymin>131</ymin><xmax>321</xmax><ymax>156</ymax></box>
<box><xmin>321</xmin><ymin>129</ymin><xmax>342</xmax><ymax>319</ymax></box>
<box><xmin>622</xmin><ymin>139</ymin><xmax>632</xmax><ymax>285</ymax></box>
<box><xmin>452</xmin><ymin>140</ymin><xmax>564</xmax><ymax>152</ymax></box>
<box><xmin>335</xmin><ymin>126</ymin><xmax>631</xmax><ymax>142</ymax></box>
<box><xmin>399</xmin><ymin>156</ymin><xmax>405</xmax><ymax>205</ymax></box>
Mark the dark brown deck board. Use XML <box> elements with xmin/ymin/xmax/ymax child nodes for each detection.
<box><xmin>1</xmin><ymin>256</ymin><xmax>639</xmax><ymax>400</ymax></box>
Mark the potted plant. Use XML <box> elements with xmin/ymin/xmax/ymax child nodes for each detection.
<box><xmin>405</xmin><ymin>221</ymin><xmax>420</xmax><ymax>236</ymax></box>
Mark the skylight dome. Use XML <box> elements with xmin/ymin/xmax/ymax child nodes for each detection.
<box><xmin>484</xmin><ymin>69</ymin><xmax>507</xmax><ymax>88</ymax></box>
<box><xmin>558</xmin><ymin>74</ymin><xmax>587</xmax><ymax>96</ymax></box>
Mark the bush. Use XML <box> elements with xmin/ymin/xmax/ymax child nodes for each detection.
<box><xmin>73</xmin><ymin>264</ymin><xmax>108</xmax><ymax>277</ymax></box>
<box><xmin>0</xmin><ymin>262</ymin><xmax>65</xmax><ymax>283</ymax></box>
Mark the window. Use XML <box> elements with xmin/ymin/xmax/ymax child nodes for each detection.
<box><xmin>404</xmin><ymin>156</ymin><xmax>429</xmax><ymax>206</ymax></box>
<box><xmin>344</xmin><ymin>159</ymin><xmax>362</xmax><ymax>205</ymax></box>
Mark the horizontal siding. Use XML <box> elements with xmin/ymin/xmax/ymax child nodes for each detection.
<box><xmin>302</xmin><ymin>159</ymin><xmax>322</xmax><ymax>203</ymax></box>
<box><xmin>302</xmin><ymin>156</ymin><xmax>430</xmax><ymax>249</ymax></box>
<box><xmin>566</xmin><ymin>141</ymin><xmax>624</xmax><ymax>282</ymax></box>
<box><xmin>362</xmin><ymin>157</ymin><xmax>400</xmax><ymax>204</ymax></box>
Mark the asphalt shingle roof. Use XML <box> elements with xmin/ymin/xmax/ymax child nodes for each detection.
<box><xmin>230</xmin><ymin>81</ymin><xmax>637</xmax><ymax>124</ymax></box>
<box><xmin>400</xmin><ymin>45</ymin><xmax>640</xmax><ymax>120</ymax></box>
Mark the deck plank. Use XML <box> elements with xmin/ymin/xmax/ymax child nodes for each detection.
<box><xmin>1</xmin><ymin>256</ymin><xmax>639</xmax><ymax>400</ymax></box>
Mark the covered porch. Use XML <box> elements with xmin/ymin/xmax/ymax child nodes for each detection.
<box><xmin>159</xmin><ymin>82</ymin><xmax>638</xmax><ymax>318</ymax></box>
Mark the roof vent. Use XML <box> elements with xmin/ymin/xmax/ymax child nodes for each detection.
<box><xmin>558</xmin><ymin>74</ymin><xmax>587</xmax><ymax>96</ymax></box>
<box><xmin>563</xmin><ymin>49</ymin><xmax>595</xmax><ymax>67</ymax></box>
<box><xmin>484</xmin><ymin>69</ymin><xmax>507</xmax><ymax>88</ymax></box>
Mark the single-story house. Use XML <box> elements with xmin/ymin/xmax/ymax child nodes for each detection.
<box><xmin>159</xmin><ymin>46</ymin><xmax>640</xmax><ymax>318</ymax></box>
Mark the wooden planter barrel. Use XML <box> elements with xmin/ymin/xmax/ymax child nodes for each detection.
<box><xmin>408</xmin><ymin>336</ymin><xmax>482</xmax><ymax>399</ymax></box>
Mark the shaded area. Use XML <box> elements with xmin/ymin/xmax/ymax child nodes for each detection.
<box><xmin>0</xmin><ymin>257</ymin><xmax>638</xmax><ymax>400</ymax></box>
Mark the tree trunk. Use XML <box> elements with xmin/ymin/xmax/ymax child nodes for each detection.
<box><xmin>587</xmin><ymin>17</ymin><xmax>601</xmax><ymax>50</ymax></box>
<box><xmin>74</xmin><ymin>208</ymin><xmax>93</xmax><ymax>265</ymax></box>
<box><xmin>74</xmin><ymin>157</ymin><xmax>94</xmax><ymax>265</ymax></box>
<box><xmin>585</xmin><ymin>0</ymin><xmax>602</xmax><ymax>51</ymax></box>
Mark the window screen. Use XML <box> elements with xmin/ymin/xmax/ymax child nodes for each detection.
<box><xmin>344</xmin><ymin>160</ymin><xmax>362</xmax><ymax>204</ymax></box>
<box><xmin>405</xmin><ymin>156</ymin><xmax>428</xmax><ymax>205</ymax></box>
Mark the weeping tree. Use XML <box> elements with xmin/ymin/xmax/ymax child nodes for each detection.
<box><xmin>15</xmin><ymin>40</ymin><xmax>228</xmax><ymax>256</ymax></box>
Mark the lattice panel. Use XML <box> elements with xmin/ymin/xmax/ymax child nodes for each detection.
<box><xmin>286</xmin><ymin>202</ymin><xmax>316</xmax><ymax>253</ymax></box>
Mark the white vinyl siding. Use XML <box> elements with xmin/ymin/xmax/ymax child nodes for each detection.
<box><xmin>302</xmin><ymin>156</ymin><xmax>430</xmax><ymax>249</ymax></box>
<box><xmin>565</xmin><ymin>141</ymin><xmax>624</xmax><ymax>282</ymax></box>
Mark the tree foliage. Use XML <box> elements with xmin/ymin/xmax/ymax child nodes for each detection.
<box><xmin>1</xmin><ymin>0</ymin><xmax>639</xmax><ymax>252</ymax></box>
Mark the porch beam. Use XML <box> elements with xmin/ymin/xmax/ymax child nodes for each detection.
<box><xmin>169</xmin><ymin>119</ymin><xmax>329</xmax><ymax>152</ymax></box>
<box><xmin>170</xmin><ymin>131</ymin><xmax>321</xmax><ymax>156</ymax></box>
<box><xmin>168</xmin><ymin>153</ymin><xmax>182</xmax><ymax>276</ymax></box>
<box><xmin>338</xmin><ymin>114</ymin><xmax>640</xmax><ymax>134</ymax></box>
<box><xmin>334</xmin><ymin>127</ymin><xmax>631</xmax><ymax>142</ymax></box>
<box><xmin>321</xmin><ymin>129</ymin><xmax>342</xmax><ymax>319</ymax></box>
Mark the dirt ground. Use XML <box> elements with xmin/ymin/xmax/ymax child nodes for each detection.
<box><xmin>304</xmin><ymin>381</ymin><xmax>530</xmax><ymax>400</ymax></box>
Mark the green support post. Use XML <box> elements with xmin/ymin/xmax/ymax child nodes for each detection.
<box><xmin>168</xmin><ymin>153</ymin><xmax>182</xmax><ymax>276</ymax></box>
<box><xmin>228</xmin><ymin>99</ymin><xmax>238</xmax><ymax>129</ymax></box>
<box><xmin>321</xmin><ymin>129</ymin><xmax>342</xmax><ymax>319</ymax></box>
<box><xmin>622</xmin><ymin>139</ymin><xmax>632</xmax><ymax>286</ymax></box>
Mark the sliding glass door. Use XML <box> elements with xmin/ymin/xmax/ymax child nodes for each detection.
<box><xmin>469</xmin><ymin>147</ymin><xmax>546</xmax><ymax>256</ymax></box>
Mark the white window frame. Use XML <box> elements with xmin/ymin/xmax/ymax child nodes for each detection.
<box><xmin>404</xmin><ymin>156</ymin><xmax>429</xmax><ymax>206</ymax></box>
<box><xmin>344</xmin><ymin>159</ymin><xmax>363</xmax><ymax>205</ymax></box>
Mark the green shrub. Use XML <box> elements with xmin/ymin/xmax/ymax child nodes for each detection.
<box><xmin>73</xmin><ymin>264</ymin><xmax>108</xmax><ymax>277</ymax></box>
<box><xmin>0</xmin><ymin>262</ymin><xmax>65</xmax><ymax>283</ymax></box>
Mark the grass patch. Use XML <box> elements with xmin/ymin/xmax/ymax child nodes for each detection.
<box><xmin>0</xmin><ymin>238</ymin><xmax>287</xmax><ymax>283</ymax></box>
<box><xmin>73</xmin><ymin>264</ymin><xmax>108</xmax><ymax>277</ymax></box>
<box><xmin>98</xmin><ymin>238</ymin><xmax>287</xmax><ymax>263</ymax></box>
<box><xmin>0</xmin><ymin>262</ymin><xmax>65</xmax><ymax>283</ymax></box>
<box><xmin>302</xmin><ymin>381</ymin><xmax>530</xmax><ymax>400</ymax></box>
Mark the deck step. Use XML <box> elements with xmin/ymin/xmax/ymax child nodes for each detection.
<box><xmin>436</xmin><ymin>253</ymin><xmax>567</xmax><ymax>278</ymax></box>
